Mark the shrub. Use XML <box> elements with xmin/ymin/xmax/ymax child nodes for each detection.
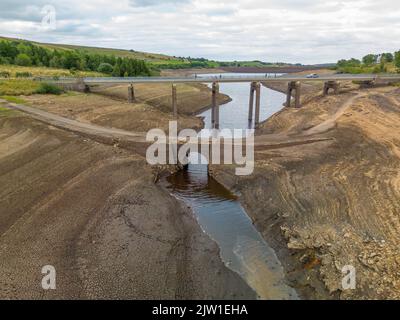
<box><xmin>35</xmin><ymin>83</ymin><xmax>63</xmax><ymax>95</ymax></box>
<box><xmin>97</xmin><ymin>62</ymin><xmax>113</xmax><ymax>74</ymax></box>
<box><xmin>0</xmin><ymin>71</ymin><xmax>10</xmax><ymax>78</ymax></box>
<box><xmin>15</xmin><ymin>72</ymin><xmax>32</xmax><ymax>78</ymax></box>
<box><xmin>0</xmin><ymin>57</ymin><xmax>12</xmax><ymax>65</ymax></box>
<box><xmin>15</xmin><ymin>53</ymin><xmax>32</xmax><ymax>66</ymax></box>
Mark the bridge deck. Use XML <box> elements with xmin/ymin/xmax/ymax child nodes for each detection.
<box><xmin>50</xmin><ymin>74</ymin><xmax>400</xmax><ymax>85</ymax></box>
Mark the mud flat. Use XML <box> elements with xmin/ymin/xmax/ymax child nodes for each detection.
<box><xmin>0</xmin><ymin>94</ymin><xmax>255</xmax><ymax>299</ymax></box>
<box><xmin>209</xmin><ymin>85</ymin><xmax>400</xmax><ymax>299</ymax></box>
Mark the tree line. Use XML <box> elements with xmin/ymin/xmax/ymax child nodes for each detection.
<box><xmin>336</xmin><ymin>51</ymin><xmax>400</xmax><ymax>73</ymax></box>
<box><xmin>0</xmin><ymin>40</ymin><xmax>151</xmax><ymax>77</ymax></box>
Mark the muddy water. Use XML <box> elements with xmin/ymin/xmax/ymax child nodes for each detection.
<box><xmin>165</xmin><ymin>74</ymin><xmax>298</xmax><ymax>299</ymax></box>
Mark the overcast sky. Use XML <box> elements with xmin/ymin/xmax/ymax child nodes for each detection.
<box><xmin>0</xmin><ymin>0</ymin><xmax>399</xmax><ymax>64</ymax></box>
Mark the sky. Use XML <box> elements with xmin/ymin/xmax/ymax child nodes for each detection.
<box><xmin>0</xmin><ymin>0</ymin><xmax>399</xmax><ymax>64</ymax></box>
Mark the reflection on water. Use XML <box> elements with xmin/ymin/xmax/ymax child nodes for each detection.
<box><xmin>166</xmin><ymin>158</ymin><xmax>298</xmax><ymax>300</ymax></box>
<box><xmin>197</xmin><ymin>73</ymin><xmax>286</xmax><ymax>131</ymax></box>
<box><xmin>165</xmin><ymin>74</ymin><xmax>298</xmax><ymax>299</ymax></box>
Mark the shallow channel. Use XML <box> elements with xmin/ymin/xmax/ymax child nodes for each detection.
<box><xmin>165</xmin><ymin>73</ymin><xmax>298</xmax><ymax>299</ymax></box>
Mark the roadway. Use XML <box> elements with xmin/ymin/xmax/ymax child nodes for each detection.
<box><xmin>49</xmin><ymin>74</ymin><xmax>400</xmax><ymax>85</ymax></box>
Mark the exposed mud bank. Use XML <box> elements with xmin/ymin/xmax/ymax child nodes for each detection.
<box><xmin>209</xmin><ymin>86</ymin><xmax>400</xmax><ymax>300</ymax></box>
<box><xmin>0</xmin><ymin>101</ymin><xmax>255</xmax><ymax>299</ymax></box>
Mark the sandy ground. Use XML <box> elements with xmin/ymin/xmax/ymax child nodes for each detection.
<box><xmin>23</xmin><ymin>92</ymin><xmax>203</xmax><ymax>133</ymax></box>
<box><xmin>209</xmin><ymin>85</ymin><xmax>400</xmax><ymax>299</ymax></box>
<box><xmin>0</xmin><ymin>97</ymin><xmax>255</xmax><ymax>299</ymax></box>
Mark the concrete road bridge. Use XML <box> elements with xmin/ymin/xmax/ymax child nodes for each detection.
<box><xmin>49</xmin><ymin>74</ymin><xmax>400</xmax><ymax>129</ymax></box>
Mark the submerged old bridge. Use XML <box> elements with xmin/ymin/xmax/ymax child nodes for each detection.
<box><xmin>52</xmin><ymin>74</ymin><xmax>400</xmax><ymax>129</ymax></box>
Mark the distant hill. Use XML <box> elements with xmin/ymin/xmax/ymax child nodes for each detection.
<box><xmin>0</xmin><ymin>36</ymin><xmax>179</xmax><ymax>63</ymax></box>
<box><xmin>0</xmin><ymin>36</ymin><xmax>335</xmax><ymax>74</ymax></box>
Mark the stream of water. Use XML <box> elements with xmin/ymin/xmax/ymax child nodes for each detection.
<box><xmin>165</xmin><ymin>73</ymin><xmax>298</xmax><ymax>299</ymax></box>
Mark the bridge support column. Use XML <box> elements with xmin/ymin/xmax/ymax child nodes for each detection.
<box><xmin>249</xmin><ymin>82</ymin><xmax>256</xmax><ymax>123</ymax></box>
<box><xmin>286</xmin><ymin>81</ymin><xmax>301</xmax><ymax>108</ymax></box>
<box><xmin>323</xmin><ymin>81</ymin><xmax>340</xmax><ymax>96</ymax></box>
<box><xmin>77</xmin><ymin>78</ymin><xmax>90</xmax><ymax>93</ymax></box>
<box><xmin>211</xmin><ymin>82</ymin><xmax>220</xmax><ymax>129</ymax></box>
<box><xmin>172</xmin><ymin>84</ymin><xmax>178</xmax><ymax>118</ymax></box>
<box><xmin>248</xmin><ymin>82</ymin><xmax>256</xmax><ymax>122</ymax></box>
<box><xmin>128</xmin><ymin>84</ymin><xmax>135</xmax><ymax>103</ymax></box>
<box><xmin>255</xmin><ymin>82</ymin><xmax>261</xmax><ymax>128</ymax></box>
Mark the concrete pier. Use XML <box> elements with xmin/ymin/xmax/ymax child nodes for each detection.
<box><xmin>255</xmin><ymin>82</ymin><xmax>261</xmax><ymax>128</ymax></box>
<box><xmin>211</xmin><ymin>82</ymin><xmax>220</xmax><ymax>129</ymax></box>
<box><xmin>286</xmin><ymin>81</ymin><xmax>301</xmax><ymax>108</ymax></box>
<box><xmin>128</xmin><ymin>84</ymin><xmax>135</xmax><ymax>103</ymax></box>
<box><xmin>323</xmin><ymin>81</ymin><xmax>340</xmax><ymax>96</ymax></box>
<box><xmin>172</xmin><ymin>84</ymin><xmax>178</xmax><ymax>118</ymax></box>
<box><xmin>248</xmin><ymin>82</ymin><xmax>256</xmax><ymax>122</ymax></box>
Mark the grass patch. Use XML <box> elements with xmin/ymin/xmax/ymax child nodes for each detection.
<box><xmin>0</xmin><ymin>64</ymin><xmax>105</xmax><ymax>78</ymax></box>
<box><xmin>0</xmin><ymin>79</ymin><xmax>65</xmax><ymax>96</ymax></box>
<box><xmin>35</xmin><ymin>83</ymin><xmax>63</xmax><ymax>95</ymax></box>
<box><xmin>0</xmin><ymin>95</ymin><xmax>26</xmax><ymax>104</ymax></box>
<box><xmin>0</xmin><ymin>79</ymin><xmax>40</xmax><ymax>95</ymax></box>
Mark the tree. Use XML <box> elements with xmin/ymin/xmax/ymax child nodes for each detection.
<box><xmin>15</xmin><ymin>53</ymin><xmax>32</xmax><ymax>66</ymax></box>
<box><xmin>395</xmin><ymin>51</ymin><xmax>400</xmax><ymax>69</ymax></box>
<box><xmin>112</xmin><ymin>62</ymin><xmax>121</xmax><ymax>77</ymax></box>
<box><xmin>97</xmin><ymin>62</ymin><xmax>113</xmax><ymax>74</ymax></box>
<box><xmin>362</xmin><ymin>54</ymin><xmax>378</xmax><ymax>66</ymax></box>
<box><xmin>381</xmin><ymin>53</ymin><xmax>394</xmax><ymax>63</ymax></box>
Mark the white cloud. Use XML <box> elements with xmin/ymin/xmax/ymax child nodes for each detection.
<box><xmin>0</xmin><ymin>0</ymin><xmax>398</xmax><ymax>63</ymax></box>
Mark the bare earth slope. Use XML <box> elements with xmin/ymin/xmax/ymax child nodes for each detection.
<box><xmin>0</xmin><ymin>104</ymin><xmax>255</xmax><ymax>299</ymax></box>
<box><xmin>210</xmin><ymin>86</ymin><xmax>400</xmax><ymax>299</ymax></box>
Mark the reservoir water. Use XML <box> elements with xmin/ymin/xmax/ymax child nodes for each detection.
<box><xmin>165</xmin><ymin>73</ymin><xmax>298</xmax><ymax>299</ymax></box>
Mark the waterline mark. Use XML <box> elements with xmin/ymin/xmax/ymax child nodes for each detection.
<box><xmin>146</xmin><ymin>121</ymin><xmax>254</xmax><ymax>176</ymax></box>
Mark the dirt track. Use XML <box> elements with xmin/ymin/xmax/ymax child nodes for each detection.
<box><xmin>0</xmin><ymin>97</ymin><xmax>255</xmax><ymax>299</ymax></box>
<box><xmin>210</xmin><ymin>85</ymin><xmax>400</xmax><ymax>299</ymax></box>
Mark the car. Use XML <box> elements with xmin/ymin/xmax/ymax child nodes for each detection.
<box><xmin>306</xmin><ymin>73</ymin><xmax>319</xmax><ymax>78</ymax></box>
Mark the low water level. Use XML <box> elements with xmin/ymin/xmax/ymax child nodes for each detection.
<box><xmin>197</xmin><ymin>73</ymin><xmax>287</xmax><ymax>130</ymax></box>
<box><xmin>165</xmin><ymin>73</ymin><xmax>298</xmax><ymax>299</ymax></box>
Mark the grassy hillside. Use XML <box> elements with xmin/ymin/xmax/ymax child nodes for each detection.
<box><xmin>0</xmin><ymin>36</ymin><xmax>175</xmax><ymax>63</ymax></box>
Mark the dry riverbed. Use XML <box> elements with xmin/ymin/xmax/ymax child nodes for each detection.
<box><xmin>0</xmin><ymin>88</ymin><xmax>255</xmax><ymax>299</ymax></box>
